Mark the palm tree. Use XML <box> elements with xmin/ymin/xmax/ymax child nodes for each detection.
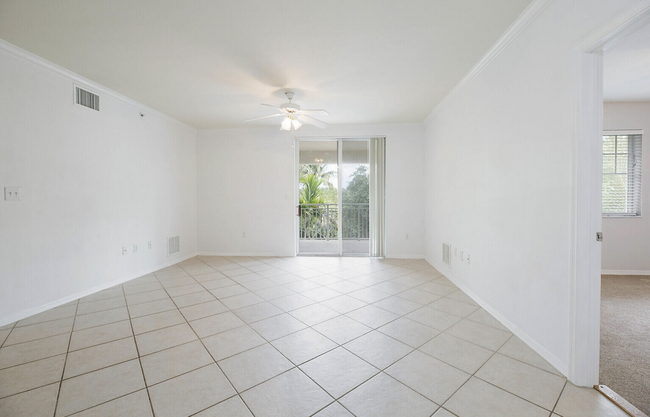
<box><xmin>300</xmin><ymin>164</ymin><xmax>336</xmax><ymax>189</ymax></box>
<box><xmin>299</xmin><ymin>173</ymin><xmax>324</xmax><ymax>204</ymax></box>
<box><xmin>299</xmin><ymin>173</ymin><xmax>338</xmax><ymax>239</ymax></box>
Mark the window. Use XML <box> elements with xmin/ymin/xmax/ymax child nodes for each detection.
<box><xmin>602</xmin><ymin>132</ymin><xmax>642</xmax><ymax>216</ymax></box>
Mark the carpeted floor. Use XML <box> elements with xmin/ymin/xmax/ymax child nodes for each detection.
<box><xmin>600</xmin><ymin>275</ymin><xmax>650</xmax><ymax>415</ymax></box>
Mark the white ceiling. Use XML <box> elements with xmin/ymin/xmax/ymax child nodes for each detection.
<box><xmin>604</xmin><ymin>22</ymin><xmax>650</xmax><ymax>102</ymax></box>
<box><xmin>0</xmin><ymin>0</ymin><xmax>534</xmax><ymax>129</ymax></box>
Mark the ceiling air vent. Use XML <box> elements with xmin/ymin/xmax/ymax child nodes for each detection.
<box><xmin>442</xmin><ymin>243</ymin><xmax>451</xmax><ymax>266</ymax></box>
<box><xmin>75</xmin><ymin>87</ymin><xmax>100</xmax><ymax>111</ymax></box>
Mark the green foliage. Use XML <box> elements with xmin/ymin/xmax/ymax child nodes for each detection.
<box><xmin>320</xmin><ymin>187</ymin><xmax>338</xmax><ymax>204</ymax></box>
<box><xmin>300</xmin><ymin>164</ymin><xmax>336</xmax><ymax>189</ymax></box>
<box><xmin>298</xmin><ymin>164</ymin><xmax>370</xmax><ymax>240</ymax></box>
<box><xmin>342</xmin><ymin>165</ymin><xmax>370</xmax><ymax>239</ymax></box>
<box><xmin>343</xmin><ymin>165</ymin><xmax>369</xmax><ymax>204</ymax></box>
<box><xmin>299</xmin><ymin>173</ymin><xmax>324</xmax><ymax>204</ymax></box>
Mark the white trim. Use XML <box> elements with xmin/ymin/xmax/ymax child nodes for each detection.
<box><xmin>577</xmin><ymin>0</ymin><xmax>650</xmax><ymax>53</ymax></box>
<box><xmin>426</xmin><ymin>0</ymin><xmax>554</xmax><ymax>122</ymax></box>
<box><xmin>601</xmin><ymin>270</ymin><xmax>650</xmax><ymax>276</ymax></box>
<box><xmin>295</xmin><ymin>139</ymin><xmax>300</xmax><ymax>256</ymax></box>
<box><xmin>0</xmin><ymin>39</ymin><xmax>194</xmax><ymax>131</ymax></box>
<box><xmin>426</xmin><ymin>257</ymin><xmax>567</xmax><ymax>376</ymax></box>
<box><xmin>197</xmin><ymin>251</ymin><xmax>295</xmax><ymax>257</ymax></box>
<box><xmin>0</xmin><ymin>252</ymin><xmax>199</xmax><ymax>327</ymax></box>
<box><xmin>384</xmin><ymin>254</ymin><xmax>425</xmax><ymax>260</ymax></box>
<box><xmin>569</xmin><ymin>0</ymin><xmax>650</xmax><ymax>386</ymax></box>
<box><xmin>603</xmin><ymin>129</ymin><xmax>644</xmax><ymax>136</ymax></box>
<box><xmin>337</xmin><ymin>139</ymin><xmax>344</xmax><ymax>255</ymax></box>
<box><xmin>196</xmin><ymin>251</ymin><xmax>421</xmax><ymax>260</ymax></box>
<box><xmin>570</xmin><ymin>47</ymin><xmax>604</xmax><ymax>387</ymax></box>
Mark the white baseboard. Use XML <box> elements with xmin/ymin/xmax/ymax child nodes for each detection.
<box><xmin>385</xmin><ymin>253</ymin><xmax>425</xmax><ymax>259</ymax></box>
<box><xmin>424</xmin><ymin>255</ymin><xmax>569</xmax><ymax>378</ymax></box>
<box><xmin>197</xmin><ymin>251</ymin><xmax>295</xmax><ymax>257</ymax></box>
<box><xmin>0</xmin><ymin>252</ymin><xmax>199</xmax><ymax>327</ymax></box>
<box><xmin>197</xmin><ymin>251</ymin><xmax>425</xmax><ymax>260</ymax></box>
<box><xmin>601</xmin><ymin>269</ymin><xmax>650</xmax><ymax>276</ymax></box>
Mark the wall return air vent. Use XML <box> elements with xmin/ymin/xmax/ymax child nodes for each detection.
<box><xmin>75</xmin><ymin>86</ymin><xmax>100</xmax><ymax>111</ymax></box>
<box><xmin>442</xmin><ymin>243</ymin><xmax>451</xmax><ymax>266</ymax></box>
<box><xmin>168</xmin><ymin>236</ymin><xmax>180</xmax><ymax>256</ymax></box>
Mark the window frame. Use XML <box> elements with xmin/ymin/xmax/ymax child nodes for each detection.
<box><xmin>602</xmin><ymin>130</ymin><xmax>643</xmax><ymax>218</ymax></box>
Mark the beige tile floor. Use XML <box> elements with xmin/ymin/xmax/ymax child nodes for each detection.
<box><xmin>0</xmin><ymin>256</ymin><xmax>630</xmax><ymax>417</ymax></box>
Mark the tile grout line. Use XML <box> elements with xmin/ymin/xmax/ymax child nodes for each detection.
<box><xmin>156</xmin><ymin>266</ymin><xmax>258</xmax><ymax>417</ymax></box>
<box><xmin>432</xmin><ymin>333</ymin><xmax>516</xmax><ymax>415</ymax></box>
<box><xmin>439</xmin><ymin>329</ymin><xmax>568</xmax><ymax>415</ymax></box>
<box><xmin>52</xmin><ymin>298</ymin><xmax>80</xmax><ymax>417</ymax></box>
<box><xmin>185</xmin><ymin>258</ymin><xmax>388</xmax><ymax>415</ymax></box>
<box><xmin>550</xmin><ymin>380</ymin><xmax>569</xmax><ymax>416</ymax></box>
<box><xmin>120</xmin><ymin>283</ymin><xmax>157</xmax><ymax>417</ymax></box>
<box><xmin>5</xmin><ymin>257</ymin><xmax>558</xmax><ymax>417</ymax></box>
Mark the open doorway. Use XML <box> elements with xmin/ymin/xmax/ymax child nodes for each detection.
<box><xmin>598</xmin><ymin>22</ymin><xmax>650</xmax><ymax>415</ymax></box>
<box><xmin>295</xmin><ymin>138</ymin><xmax>385</xmax><ymax>257</ymax></box>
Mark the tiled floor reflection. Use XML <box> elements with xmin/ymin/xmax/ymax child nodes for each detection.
<box><xmin>0</xmin><ymin>256</ymin><xmax>628</xmax><ymax>416</ymax></box>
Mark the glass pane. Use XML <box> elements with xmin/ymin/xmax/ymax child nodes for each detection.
<box><xmin>603</xmin><ymin>136</ymin><xmax>616</xmax><ymax>153</ymax></box>
<box><xmin>616</xmin><ymin>136</ymin><xmax>628</xmax><ymax>154</ymax></box>
<box><xmin>603</xmin><ymin>155</ymin><xmax>616</xmax><ymax>174</ymax></box>
<box><xmin>602</xmin><ymin>174</ymin><xmax>628</xmax><ymax>213</ymax></box>
<box><xmin>616</xmin><ymin>155</ymin><xmax>628</xmax><ymax>173</ymax></box>
<box><xmin>342</xmin><ymin>141</ymin><xmax>369</xmax><ymax>255</ymax></box>
<box><xmin>298</xmin><ymin>141</ymin><xmax>339</xmax><ymax>255</ymax></box>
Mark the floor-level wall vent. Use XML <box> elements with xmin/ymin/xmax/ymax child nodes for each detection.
<box><xmin>75</xmin><ymin>86</ymin><xmax>100</xmax><ymax>111</ymax></box>
<box><xmin>442</xmin><ymin>242</ymin><xmax>451</xmax><ymax>266</ymax></box>
<box><xmin>168</xmin><ymin>236</ymin><xmax>180</xmax><ymax>256</ymax></box>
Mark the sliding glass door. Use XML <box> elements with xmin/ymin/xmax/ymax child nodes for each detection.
<box><xmin>341</xmin><ymin>140</ymin><xmax>370</xmax><ymax>255</ymax></box>
<box><xmin>297</xmin><ymin>140</ymin><xmax>340</xmax><ymax>255</ymax></box>
<box><xmin>296</xmin><ymin>138</ymin><xmax>384</xmax><ymax>257</ymax></box>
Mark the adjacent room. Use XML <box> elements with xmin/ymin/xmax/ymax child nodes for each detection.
<box><xmin>1</xmin><ymin>1</ymin><xmax>648</xmax><ymax>416</ymax></box>
<box><xmin>599</xmin><ymin>21</ymin><xmax>650</xmax><ymax>415</ymax></box>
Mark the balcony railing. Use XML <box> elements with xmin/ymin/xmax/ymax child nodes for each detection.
<box><xmin>299</xmin><ymin>203</ymin><xmax>369</xmax><ymax>240</ymax></box>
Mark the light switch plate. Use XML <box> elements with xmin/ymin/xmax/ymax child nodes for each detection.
<box><xmin>4</xmin><ymin>187</ymin><xmax>21</xmax><ymax>201</ymax></box>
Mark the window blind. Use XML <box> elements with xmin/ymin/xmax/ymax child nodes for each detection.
<box><xmin>602</xmin><ymin>133</ymin><xmax>642</xmax><ymax>217</ymax></box>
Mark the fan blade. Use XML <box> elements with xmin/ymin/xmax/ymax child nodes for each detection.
<box><xmin>243</xmin><ymin>113</ymin><xmax>285</xmax><ymax>122</ymax></box>
<box><xmin>300</xmin><ymin>109</ymin><xmax>330</xmax><ymax>115</ymax></box>
<box><xmin>261</xmin><ymin>103</ymin><xmax>285</xmax><ymax>113</ymax></box>
<box><xmin>297</xmin><ymin>114</ymin><xmax>328</xmax><ymax>129</ymax></box>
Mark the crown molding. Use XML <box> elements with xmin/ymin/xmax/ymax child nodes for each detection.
<box><xmin>426</xmin><ymin>0</ymin><xmax>554</xmax><ymax>123</ymax></box>
<box><xmin>577</xmin><ymin>0</ymin><xmax>650</xmax><ymax>52</ymax></box>
<box><xmin>0</xmin><ymin>38</ymin><xmax>195</xmax><ymax>131</ymax></box>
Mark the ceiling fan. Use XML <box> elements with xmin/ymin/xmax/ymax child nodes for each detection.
<box><xmin>244</xmin><ymin>92</ymin><xmax>329</xmax><ymax>130</ymax></box>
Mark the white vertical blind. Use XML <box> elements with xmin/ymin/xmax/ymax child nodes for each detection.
<box><xmin>369</xmin><ymin>137</ymin><xmax>386</xmax><ymax>257</ymax></box>
<box><xmin>602</xmin><ymin>132</ymin><xmax>642</xmax><ymax>216</ymax></box>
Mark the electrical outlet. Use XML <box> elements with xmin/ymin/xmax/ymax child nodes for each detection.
<box><xmin>122</xmin><ymin>246</ymin><xmax>127</xmax><ymax>256</ymax></box>
<box><xmin>148</xmin><ymin>241</ymin><xmax>152</xmax><ymax>249</ymax></box>
<box><xmin>133</xmin><ymin>244</ymin><xmax>138</xmax><ymax>253</ymax></box>
<box><xmin>467</xmin><ymin>254</ymin><xmax>470</xmax><ymax>265</ymax></box>
<box><xmin>405</xmin><ymin>233</ymin><xmax>409</xmax><ymax>240</ymax></box>
<box><xmin>4</xmin><ymin>186</ymin><xmax>21</xmax><ymax>201</ymax></box>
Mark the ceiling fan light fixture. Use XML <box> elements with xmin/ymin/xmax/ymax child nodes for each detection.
<box><xmin>281</xmin><ymin>116</ymin><xmax>292</xmax><ymax>131</ymax></box>
<box><xmin>246</xmin><ymin>91</ymin><xmax>328</xmax><ymax>130</ymax></box>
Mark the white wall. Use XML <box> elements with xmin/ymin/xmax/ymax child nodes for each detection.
<box><xmin>0</xmin><ymin>43</ymin><xmax>198</xmax><ymax>326</ymax></box>
<box><xmin>197</xmin><ymin>123</ymin><xmax>424</xmax><ymax>258</ymax></box>
<box><xmin>602</xmin><ymin>101</ymin><xmax>650</xmax><ymax>274</ymax></box>
<box><xmin>423</xmin><ymin>0</ymin><xmax>639</xmax><ymax>379</ymax></box>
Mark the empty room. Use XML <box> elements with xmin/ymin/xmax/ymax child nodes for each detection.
<box><xmin>1</xmin><ymin>1</ymin><xmax>648</xmax><ymax>416</ymax></box>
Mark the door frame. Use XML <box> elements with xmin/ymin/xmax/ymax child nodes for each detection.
<box><xmin>571</xmin><ymin>1</ymin><xmax>650</xmax><ymax>385</ymax></box>
<box><xmin>294</xmin><ymin>136</ymin><xmax>373</xmax><ymax>256</ymax></box>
